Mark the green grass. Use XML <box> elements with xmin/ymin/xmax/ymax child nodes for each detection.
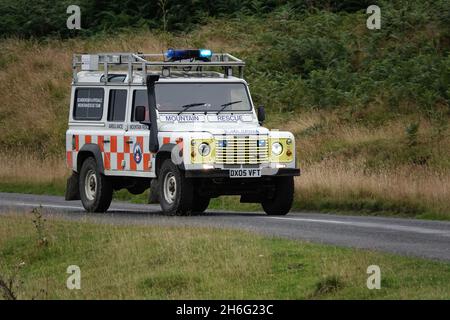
<box><xmin>0</xmin><ymin>213</ymin><xmax>449</xmax><ymax>300</ymax></box>
<box><xmin>293</xmin><ymin>193</ymin><xmax>450</xmax><ymax>221</ymax></box>
<box><xmin>0</xmin><ymin>181</ymin><xmax>66</xmax><ymax>196</ymax></box>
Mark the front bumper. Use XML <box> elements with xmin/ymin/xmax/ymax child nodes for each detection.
<box><xmin>185</xmin><ymin>168</ymin><xmax>300</xmax><ymax>178</ymax></box>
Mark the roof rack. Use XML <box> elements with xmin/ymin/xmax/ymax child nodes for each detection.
<box><xmin>72</xmin><ymin>52</ymin><xmax>245</xmax><ymax>84</ymax></box>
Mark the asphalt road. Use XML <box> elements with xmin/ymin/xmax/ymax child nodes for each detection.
<box><xmin>0</xmin><ymin>192</ymin><xmax>449</xmax><ymax>262</ymax></box>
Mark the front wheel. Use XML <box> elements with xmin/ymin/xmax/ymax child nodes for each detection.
<box><xmin>261</xmin><ymin>176</ymin><xmax>294</xmax><ymax>216</ymax></box>
<box><xmin>158</xmin><ymin>159</ymin><xmax>194</xmax><ymax>215</ymax></box>
<box><xmin>79</xmin><ymin>157</ymin><xmax>113</xmax><ymax>212</ymax></box>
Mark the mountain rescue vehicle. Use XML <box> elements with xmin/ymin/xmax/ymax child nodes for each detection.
<box><xmin>65</xmin><ymin>50</ymin><xmax>300</xmax><ymax>215</ymax></box>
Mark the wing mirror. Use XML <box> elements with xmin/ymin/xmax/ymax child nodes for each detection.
<box><xmin>135</xmin><ymin>106</ymin><xmax>146</xmax><ymax>122</ymax></box>
<box><xmin>257</xmin><ymin>106</ymin><xmax>266</xmax><ymax>125</ymax></box>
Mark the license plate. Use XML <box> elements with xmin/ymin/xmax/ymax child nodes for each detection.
<box><xmin>229</xmin><ymin>168</ymin><xmax>262</xmax><ymax>178</ymax></box>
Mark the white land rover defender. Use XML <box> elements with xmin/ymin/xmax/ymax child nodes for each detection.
<box><xmin>65</xmin><ymin>49</ymin><xmax>300</xmax><ymax>215</ymax></box>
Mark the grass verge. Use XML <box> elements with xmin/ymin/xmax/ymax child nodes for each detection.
<box><xmin>0</xmin><ymin>213</ymin><xmax>449</xmax><ymax>300</ymax></box>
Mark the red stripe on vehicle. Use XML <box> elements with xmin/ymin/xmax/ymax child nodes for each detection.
<box><xmin>98</xmin><ymin>136</ymin><xmax>104</xmax><ymax>152</ymax></box>
<box><xmin>66</xmin><ymin>151</ymin><xmax>73</xmax><ymax>168</ymax></box>
<box><xmin>85</xmin><ymin>135</ymin><xmax>91</xmax><ymax>144</ymax></box>
<box><xmin>110</xmin><ymin>136</ymin><xmax>117</xmax><ymax>153</ymax></box>
<box><xmin>136</xmin><ymin>136</ymin><xmax>144</xmax><ymax>149</ymax></box>
<box><xmin>130</xmin><ymin>153</ymin><xmax>136</xmax><ymax>171</ymax></box>
<box><xmin>144</xmin><ymin>153</ymin><xmax>151</xmax><ymax>171</ymax></box>
<box><xmin>117</xmin><ymin>153</ymin><xmax>124</xmax><ymax>170</ymax></box>
<box><xmin>104</xmin><ymin>152</ymin><xmax>110</xmax><ymax>170</ymax></box>
<box><xmin>75</xmin><ymin>135</ymin><xmax>79</xmax><ymax>151</ymax></box>
<box><xmin>124</xmin><ymin>137</ymin><xmax>130</xmax><ymax>153</ymax></box>
<box><xmin>163</xmin><ymin>137</ymin><xmax>170</xmax><ymax>144</ymax></box>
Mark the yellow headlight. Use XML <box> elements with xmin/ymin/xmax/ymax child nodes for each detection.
<box><xmin>269</xmin><ymin>138</ymin><xmax>294</xmax><ymax>163</ymax></box>
<box><xmin>191</xmin><ymin>139</ymin><xmax>215</xmax><ymax>163</ymax></box>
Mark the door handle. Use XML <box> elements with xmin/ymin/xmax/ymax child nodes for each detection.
<box><xmin>126</xmin><ymin>140</ymin><xmax>133</xmax><ymax>144</ymax></box>
<box><xmin>103</xmin><ymin>140</ymin><xmax>110</xmax><ymax>144</ymax></box>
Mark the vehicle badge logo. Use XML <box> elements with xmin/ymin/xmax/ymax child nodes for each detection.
<box><xmin>133</xmin><ymin>143</ymin><xmax>142</xmax><ymax>164</ymax></box>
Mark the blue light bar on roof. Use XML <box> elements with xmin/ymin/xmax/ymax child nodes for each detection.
<box><xmin>165</xmin><ymin>49</ymin><xmax>212</xmax><ymax>62</ymax></box>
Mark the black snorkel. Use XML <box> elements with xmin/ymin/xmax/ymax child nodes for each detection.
<box><xmin>146</xmin><ymin>75</ymin><xmax>160</xmax><ymax>153</ymax></box>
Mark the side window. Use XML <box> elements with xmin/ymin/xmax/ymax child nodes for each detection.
<box><xmin>73</xmin><ymin>88</ymin><xmax>104</xmax><ymax>121</ymax></box>
<box><xmin>107</xmin><ymin>89</ymin><xmax>127</xmax><ymax>122</ymax></box>
<box><xmin>131</xmin><ymin>90</ymin><xmax>149</xmax><ymax>122</ymax></box>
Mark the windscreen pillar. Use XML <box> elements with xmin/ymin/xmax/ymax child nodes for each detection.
<box><xmin>146</xmin><ymin>75</ymin><xmax>160</xmax><ymax>153</ymax></box>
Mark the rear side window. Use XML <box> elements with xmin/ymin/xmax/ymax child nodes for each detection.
<box><xmin>107</xmin><ymin>89</ymin><xmax>127</xmax><ymax>122</ymax></box>
<box><xmin>73</xmin><ymin>88</ymin><xmax>104</xmax><ymax>121</ymax></box>
<box><xmin>131</xmin><ymin>90</ymin><xmax>149</xmax><ymax>122</ymax></box>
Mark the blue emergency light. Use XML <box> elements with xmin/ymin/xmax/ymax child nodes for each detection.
<box><xmin>165</xmin><ymin>49</ymin><xmax>213</xmax><ymax>62</ymax></box>
<box><xmin>199</xmin><ymin>49</ymin><xmax>212</xmax><ymax>59</ymax></box>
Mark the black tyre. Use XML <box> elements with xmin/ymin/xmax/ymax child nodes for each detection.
<box><xmin>79</xmin><ymin>157</ymin><xmax>113</xmax><ymax>213</ymax></box>
<box><xmin>193</xmin><ymin>195</ymin><xmax>210</xmax><ymax>214</ymax></box>
<box><xmin>148</xmin><ymin>179</ymin><xmax>159</xmax><ymax>204</ymax></box>
<box><xmin>158</xmin><ymin>159</ymin><xmax>194</xmax><ymax>215</ymax></box>
<box><xmin>261</xmin><ymin>176</ymin><xmax>294</xmax><ymax>215</ymax></box>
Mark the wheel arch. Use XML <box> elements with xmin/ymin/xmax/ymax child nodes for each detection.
<box><xmin>77</xmin><ymin>144</ymin><xmax>105</xmax><ymax>174</ymax></box>
<box><xmin>155</xmin><ymin>143</ymin><xmax>185</xmax><ymax>177</ymax></box>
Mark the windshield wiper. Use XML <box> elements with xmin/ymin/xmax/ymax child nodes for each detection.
<box><xmin>177</xmin><ymin>103</ymin><xmax>207</xmax><ymax>115</ymax></box>
<box><xmin>216</xmin><ymin>100</ymin><xmax>242</xmax><ymax>115</ymax></box>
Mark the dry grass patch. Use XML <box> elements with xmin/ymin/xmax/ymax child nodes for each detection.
<box><xmin>296</xmin><ymin>161</ymin><xmax>450</xmax><ymax>219</ymax></box>
<box><xmin>0</xmin><ymin>154</ymin><xmax>68</xmax><ymax>185</ymax></box>
<box><xmin>0</xmin><ymin>154</ymin><xmax>68</xmax><ymax>195</ymax></box>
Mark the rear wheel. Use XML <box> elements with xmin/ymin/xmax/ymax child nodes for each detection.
<box><xmin>148</xmin><ymin>179</ymin><xmax>159</xmax><ymax>204</ymax></box>
<box><xmin>158</xmin><ymin>159</ymin><xmax>194</xmax><ymax>215</ymax></box>
<box><xmin>261</xmin><ymin>176</ymin><xmax>294</xmax><ymax>216</ymax></box>
<box><xmin>79</xmin><ymin>157</ymin><xmax>113</xmax><ymax>213</ymax></box>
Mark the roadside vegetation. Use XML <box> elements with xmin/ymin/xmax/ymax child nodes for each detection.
<box><xmin>0</xmin><ymin>0</ymin><xmax>449</xmax><ymax>219</ymax></box>
<box><xmin>0</xmin><ymin>213</ymin><xmax>449</xmax><ymax>299</ymax></box>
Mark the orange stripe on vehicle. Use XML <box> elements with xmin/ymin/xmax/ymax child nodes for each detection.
<box><xmin>104</xmin><ymin>152</ymin><xmax>111</xmax><ymax>170</ymax></box>
<box><xmin>143</xmin><ymin>153</ymin><xmax>151</xmax><ymax>171</ymax></box>
<box><xmin>85</xmin><ymin>135</ymin><xmax>91</xmax><ymax>144</ymax></box>
<box><xmin>136</xmin><ymin>136</ymin><xmax>144</xmax><ymax>148</ymax></box>
<box><xmin>130</xmin><ymin>153</ymin><xmax>137</xmax><ymax>171</ymax></box>
<box><xmin>163</xmin><ymin>137</ymin><xmax>170</xmax><ymax>144</ymax></box>
<box><xmin>117</xmin><ymin>153</ymin><xmax>124</xmax><ymax>170</ymax></box>
<box><xmin>66</xmin><ymin>151</ymin><xmax>73</xmax><ymax>168</ymax></box>
<box><xmin>98</xmin><ymin>136</ymin><xmax>104</xmax><ymax>152</ymax></box>
<box><xmin>124</xmin><ymin>137</ymin><xmax>130</xmax><ymax>153</ymax></box>
<box><xmin>110</xmin><ymin>136</ymin><xmax>117</xmax><ymax>153</ymax></box>
<box><xmin>75</xmin><ymin>135</ymin><xmax>79</xmax><ymax>151</ymax></box>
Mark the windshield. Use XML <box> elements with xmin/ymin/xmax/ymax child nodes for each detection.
<box><xmin>155</xmin><ymin>83</ymin><xmax>252</xmax><ymax>113</ymax></box>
